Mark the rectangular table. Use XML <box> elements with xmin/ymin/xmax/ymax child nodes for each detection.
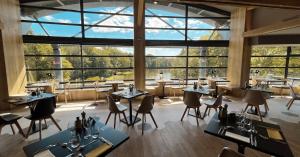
<box><xmin>23</xmin><ymin>121</ymin><xmax>129</xmax><ymax>157</ymax></box>
<box><xmin>183</xmin><ymin>87</ymin><xmax>214</xmax><ymax>95</ymax></box>
<box><xmin>204</xmin><ymin>113</ymin><xmax>294</xmax><ymax>157</ymax></box>
<box><xmin>112</xmin><ymin>89</ymin><xmax>148</xmax><ymax>126</ymax></box>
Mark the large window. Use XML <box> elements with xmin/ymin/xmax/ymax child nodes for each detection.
<box><xmin>21</xmin><ymin>1</ymin><xmax>230</xmax><ymax>88</ymax></box>
<box><xmin>250</xmin><ymin>46</ymin><xmax>300</xmax><ymax>78</ymax></box>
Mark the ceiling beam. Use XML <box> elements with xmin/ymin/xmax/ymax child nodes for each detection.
<box><xmin>243</xmin><ymin>18</ymin><xmax>300</xmax><ymax>37</ymax></box>
<box><xmin>187</xmin><ymin>3</ymin><xmax>231</xmax><ymax>16</ymax></box>
<box><xmin>252</xmin><ymin>34</ymin><xmax>300</xmax><ymax>45</ymax></box>
<box><xmin>178</xmin><ymin>0</ymin><xmax>300</xmax><ymax>10</ymax></box>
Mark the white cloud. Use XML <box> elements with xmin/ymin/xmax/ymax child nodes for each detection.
<box><xmin>57</xmin><ymin>19</ymin><xmax>72</xmax><ymax>23</ymax></box>
<box><xmin>188</xmin><ymin>19</ymin><xmax>204</xmax><ymax>27</ymax></box>
<box><xmin>43</xmin><ymin>15</ymin><xmax>54</xmax><ymax>21</ymax></box>
<box><xmin>91</xmin><ymin>15</ymin><xmax>133</xmax><ymax>33</ymax></box>
<box><xmin>145</xmin><ymin>17</ymin><xmax>170</xmax><ymax>33</ymax></box>
<box><xmin>42</xmin><ymin>15</ymin><xmax>73</xmax><ymax>24</ymax></box>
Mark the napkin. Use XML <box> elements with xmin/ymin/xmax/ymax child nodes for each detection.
<box><xmin>85</xmin><ymin>143</ymin><xmax>112</xmax><ymax>157</ymax></box>
<box><xmin>34</xmin><ymin>150</ymin><xmax>55</xmax><ymax>157</ymax></box>
<box><xmin>225</xmin><ymin>131</ymin><xmax>250</xmax><ymax>143</ymax></box>
<box><xmin>267</xmin><ymin>128</ymin><xmax>283</xmax><ymax>140</ymax></box>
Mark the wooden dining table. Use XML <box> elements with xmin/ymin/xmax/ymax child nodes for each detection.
<box><xmin>112</xmin><ymin>89</ymin><xmax>148</xmax><ymax>126</ymax></box>
<box><xmin>156</xmin><ymin>79</ymin><xmax>172</xmax><ymax>99</ymax></box>
<box><xmin>23</xmin><ymin>121</ymin><xmax>129</xmax><ymax>157</ymax></box>
<box><xmin>205</xmin><ymin>113</ymin><xmax>294</xmax><ymax>157</ymax></box>
<box><xmin>105</xmin><ymin>80</ymin><xmax>124</xmax><ymax>92</ymax></box>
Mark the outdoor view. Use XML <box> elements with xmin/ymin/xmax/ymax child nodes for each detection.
<box><xmin>21</xmin><ymin>2</ymin><xmax>230</xmax><ymax>87</ymax></box>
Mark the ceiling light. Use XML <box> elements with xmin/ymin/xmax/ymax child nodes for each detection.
<box><xmin>153</xmin><ymin>1</ymin><xmax>158</xmax><ymax>5</ymax></box>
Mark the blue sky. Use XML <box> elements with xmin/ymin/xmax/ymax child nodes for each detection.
<box><xmin>22</xmin><ymin>6</ymin><xmax>228</xmax><ymax>56</ymax></box>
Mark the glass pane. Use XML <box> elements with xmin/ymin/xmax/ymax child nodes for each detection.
<box><xmin>145</xmin><ymin>3</ymin><xmax>185</xmax><ymax>17</ymax></box>
<box><xmin>146</xmin><ymin>29</ymin><xmax>185</xmax><ymax>40</ymax></box>
<box><xmin>85</xmin><ymin>26</ymin><xmax>133</xmax><ymax>39</ymax></box>
<box><xmin>146</xmin><ymin>47</ymin><xmax>186</xmax><ymax>56</ymax></box>
<box><xmin>22</xmin><ymin>22</ymin><xmax>81</xmax><ymax>37</ymax></box>
<box><xmin>189</xmin><ymin>47</ymin><xmax>228</xmax><ymax>56</ymax></box>
<box><xmin>289</xmin><ymin>57</ymin><xmax>300</xmax><ymax>67</ymax></box>
<box><xmin>83</xmin><ymin>57</ymin><xmax>133</xmax><ymax>68</ymax></box>
<box><xmin>25</xmin><ymin>56</ymin><xmax>81</xmax><ymax>69</ymax></box>
<box><xmin>250</xmin><ymin>68</ymin><xmax>285</xmax><ymax>78</ymax></box>
<box><xmin>85</xmin><ymin>14</ymin><xmax>133</xmax><ymax>27</ymax></box>
<box><xmin>22</xmin><ymin>8</ymin><xmax>81</xmax><ymax>24</ymax></box>
<box><xmin>188</xmin><ymin>57</ymin><xmax>227</xmax><ymax>67</ymax></box>
<box><xmin>22</xmin><ymin>0</ymin><xmax>80</xmax><ymax>11</ymax></box>
<box><xmin>24</xmin><ymin>44</ymin><xmax>81</xmax><ymax>56</ymax></box>
<box><xmin>188</xmin><ymin>18</ymin><xmax>217</xmax><ymax>29</ymax></box>
<box><xmin>188</xmin><ymin>30</ymin><xmax>230</xmax><ymax>40</ymax></box>
<box><xmin>188</xmin><ymin>68</ymin><xmax>227</xmax><ymax>79</ymax></box>
<box><xmin>145</xmin><ymin>17</ymin><xmax>185</xmax><ymax>29</ymax></box>
<box><xmin>84</xmin><ymin>3</ymin><xmax>133</xmax><ymax>14</ymax></box>
<box><xmin>26</xmin><ymin>70</ymin><xmax>82</xmax><ymax>84</ymax></box>
<box><xmin>251</xmin><ymin>46</ymin><xmax>287</xmax><ymax>56</ymax></box>
<box><xmin>288</xmin><ymin>68</ymin><xmax>300</xmax><ymax>78</ymax></box>
<box><xmin>146</xmin><ymin>57</ymin><xmax>186</xmax><ymax>68</ymax></box>
<box><xmin>251</xmin><ymin>57</ymin><xmax>286</xmax><ymax>67</ymax></box>
<box><xmin>82</xmin><ymin>46</ymin><xmax>133</xmax><ymax>56</ymax></box>
<box><xmin>291</xmin><ymin>46</ymin><xmax>300</xmax><ymax>54</ymax></box>
<box><xmin>146</xmin><ymin>69</ymin><xmax>186</xmax><ymax>80</ymax></box>
<box><xmin>83</xmin><ymin>69</ymin><xmax>134</xmax><ymax>81</ymax></box>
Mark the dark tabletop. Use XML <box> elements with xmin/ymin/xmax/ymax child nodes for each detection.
<box><xmin>112</xmin><ymin>89</ymin><xmax>148</xmax><ymax>99</ymax></box>
<box><xmin>204</xmin><ymin>113</ymin><xmax>294</xmax><ymax>157</ymax></box>
<box><xmin>5</xmin><ymin>93</ymin><xmax>55</xmax><ymax>106</ymax></box>
<box><xmin>23</xmin><ymin>121</ymin><xmax>129</xmax><ymax>157</ymax></box>
<box><xmin>183</xmin><ymin>87</ymin><xmax>214</xmax><ymax>95</ymax></box>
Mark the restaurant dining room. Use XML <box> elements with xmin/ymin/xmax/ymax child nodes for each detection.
<box><xmin>1</xmin><ymin>0</ymin><xmax>300</xmax><ymax>157</ymax></box>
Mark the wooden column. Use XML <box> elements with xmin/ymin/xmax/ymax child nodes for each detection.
<box><xmin>227</xmin><ymin>8</ymin><xmax>252</xmax><ymax>89</ymax></box>
<box><xmin>134</xmin><ymin>0</ymin><xmax>145</xmax><ymax>90</ymax></box>
<box><xmin>0</xmin><ymin>0</ymin><xmax>26</xmax><ymax>110</ymax></box>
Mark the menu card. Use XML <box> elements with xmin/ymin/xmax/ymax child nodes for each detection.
<box><xmin>225</xmin><ymin>131</ymin><xmax>250</xmax><ymax>143</ymax></box>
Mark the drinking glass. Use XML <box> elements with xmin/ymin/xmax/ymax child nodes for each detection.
<box><xmin>92</xmin><ymin>127</ymin><xmax>100</xmax><ymax>139</ymax></box>
<box><xmin>70</xmin><ymin>135</ymin><xmax>81</xmax><ymax>149</ymax></box>
<box><xmin>83</xmin><ymin>122</ymin><xmax>92</xmax><ymax>140</ymax></box>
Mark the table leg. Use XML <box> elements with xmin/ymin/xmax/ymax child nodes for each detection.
<box><xmin>129</xmin><ymin>99</ymin><xmax>133</xmax><ymax>124</ymax></box>
<box><xmin>120</xmin><ymin>99</ymin><xmax>141</xmax><ymax>126</ymax></box>
<box><xmin>237</xmin><ymin>144</ymin><xmax>245</xmax><ymax>154</ymax></box>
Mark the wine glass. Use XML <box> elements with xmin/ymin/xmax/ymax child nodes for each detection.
<box><xmin>92</xmin><ymin>126</ymin><xmax>100</xmax><ymax>139</ymax></box>
<box><xmin>83</xmin><ymin>122</ymin><xmax>92</xmax><ymax>140</ymax></box>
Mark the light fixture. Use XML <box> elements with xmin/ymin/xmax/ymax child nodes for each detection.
<box><xmin>153</xmin><ymin>1</ymin><xmax>158</xmax><ymax>5</ymax></box>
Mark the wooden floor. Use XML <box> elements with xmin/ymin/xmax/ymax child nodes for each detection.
<box><xmin>1</xmin><ymin>96</ymin><xmax>300</xmax><ymax>157</ymax></box>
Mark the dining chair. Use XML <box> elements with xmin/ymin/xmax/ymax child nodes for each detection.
<box><xmin>25</xmin><ymin>97</ymin><xmax>62</xmax><ymax>140</ymax></box>
<box><xmin>0</xmin><ymin>113</ymin><xmax>25</xmax><ymax>137</ymax></box>
<box><xmin>132</xmin><ymin>95</ymin><xmax>157</xmax><ymax>135</ymax></box>
<box><xmin>105</xmin><ymin>95</ymin><xmax>128</xmax><ymax>129</ymax></box>
<box><xmin>181</xmin><ymin>91</ymin><xmax>202</xmax><ymax>126</ymax></box>
<box><xmin>202</xmin><ymin>93</ymin><xmax>223</xmax><ymax>119</ymax></box>
<box><xmin>218</xmin><ymin>147</ymin><xmax>244</xmax><ymax>157</ymax></box>
<box><xmin>94</xmin><ymin>81</ymin><xmax>110</xmax><ymax>101</ymax></box>
<box><xmin>51</xmin><ymin>80</ymin><xmax>63</xmax><ymax>101</ymax></box>
<box><xmin>243</xmin><ymin>90</ymin><xmax>267</xmax><ymax>121</ymax></box>
<box><xmin>286</xmin><ymin>85</ymin><xmax>300</xmax><ymax>110</ymax></box>
<box><xmin>170</xmin><ymin>79</ymin><xmax>185</xmax><ymax>97</ymax></box>
<box><xmin>64</xmin><ymin>82</ymin><xmax>71</xmax><ymax>103</ymax></box>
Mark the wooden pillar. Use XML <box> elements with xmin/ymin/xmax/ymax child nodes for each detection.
<box><xmin>134</xmin><ymin>0</ymin><xmax>145</xmax><ymax>90</ymax></box>
<box><xmin>0</xmin><ymin>0</ymin><xmax>26</xmax><ymax>110</ymax></box>
<box><xmin>227</xmin><ymin>8</ymin><xmax>252</xmax><ymax>89</ymax></box>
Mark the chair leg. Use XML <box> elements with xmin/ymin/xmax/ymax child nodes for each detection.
<box><xmin>187</xmin><ymin>108</ymin><xmax>190</xmax><ymax>115</ymax></box>
<box><xmin>132</xmin><ymin>112</ymin><xmax>138</xmax><ymax>127</ymax></box>
<box><xmin>122</xmin><ymin>112</ymin><xmax>129</xmax><ymax>126</ymax></box>
<box><xmin>114</xmin><ymin>113</ymin><xmax>117</xmax><ymax>129</ymax></box>
<box><xmin>142</xmin><ymin>114</ymin><xmax>145</xmax><ymax>135</ymax></box>
<box><xmin>10</xmin><ymin>124</ymin><xmax>15</xmax><ymax>134</ymax></box>
<box><xmin>26</xmin><ymin>120</ymin><xmax>34</xmax><ymax>138</ymax></box>
<box><xmin>181</xmin><ymin>107</ymin><xmax>188</xmax><ymax>121</ymax></box>
<box><xmin>208</xmin><ymin>108</ymin><xmax>211</xmax><ymax>116</ymax></box>
<box><xmin>256</xmin><ymin>106</ymin><xmax>263</xmax><ymax>122</ymax></box>
<box><xmin>202</xmin><ymin>106</ymin><xmax>209</xmax><ymax>119</ymax></box>
<box><xmin>39</xmin><ymin>120</ymin><xmax>42</xmax><ymax>140</ymax></box>
<box><xmin>105</xmin><ymin>112</ymin><xmax>112</xmax><ymax>125</ymax></box>
<box><xmin>244</xmin><ymin>104</ymin><xmax>249</xmax><ymax>113</ymax></box>
<box><xmin>50</xmin><ymin>116</ymin><xmax>62</xmax><ymax>131</ymax></box>
<box><xmin>286</xmin><ymin>99</ymin><xmax>293</xmax><ymax>106</ymax></box>
<box><xmin>118</xmin><ymin>113</ymin><xmax>121</xmax><ymax>122</ymax></box>
<box><xmin>149</xmin><ymin>112</ymin><xmax>158</xmax><ymax>128</ymax></box>
<box><xmin>287</xmin><ymin>99</ymin><xmax>295</xmax><ymax>110</ymax></box>
<box><xmin>44</xmin><ymin>119</ymin><xmax>48</xmax><ymax>128</ymax></box>
<box><xmin>197</xmin><ymin>107</ymin><xmax>202</xmax><ymax>119</ymax></box>
<box><xmin>194</xmin><ymin>108</ymin><xmax>199</xmax><ymax>126</ymax></box>
<box><xmin>14</xmin><ymin>121</ymin><xmax>25</xmax><ymax>137</ymax></box>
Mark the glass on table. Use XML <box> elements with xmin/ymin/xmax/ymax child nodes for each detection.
<box><xmin>92</xmin><ymin>126</ymin><xmax>101</xmax><ymax>139</ymax></box>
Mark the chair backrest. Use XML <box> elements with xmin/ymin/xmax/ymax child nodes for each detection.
<box><xmin>289</xmin><ymin>85</ymin><xmax>297</xmax><ymax>98</ymax></box>
<box><xmin>183</xmin><ymin>91</ymin><xmax>201</xmax><ymax>107</ymax></box>
<box><xmin>32</xmin><ymin>97</ymin><xmax>56</xmax><ymax>118</ymax></box>
<box><xmin>243</xmin><ymin>90</ymin><xmax>266</xmax><ymax>106</ymax></box>
<box><xmin>107</xmin><ymin>95</ymin><xmax>120</xmax><ymax>112</ymax></box>
<box><xmin>138</xmin><ymin>95</ymin><xmax>154</xmax><ymax>113</ymax></box>
<box><xmin>212</xmin><ymin>93</ymin><xmax>223</xmax><ymax>108</ymax></box>
<box><xmin>218</xmin><ymin>147</ymin><xmax>244</xmax><ymax>157</ymax></box>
